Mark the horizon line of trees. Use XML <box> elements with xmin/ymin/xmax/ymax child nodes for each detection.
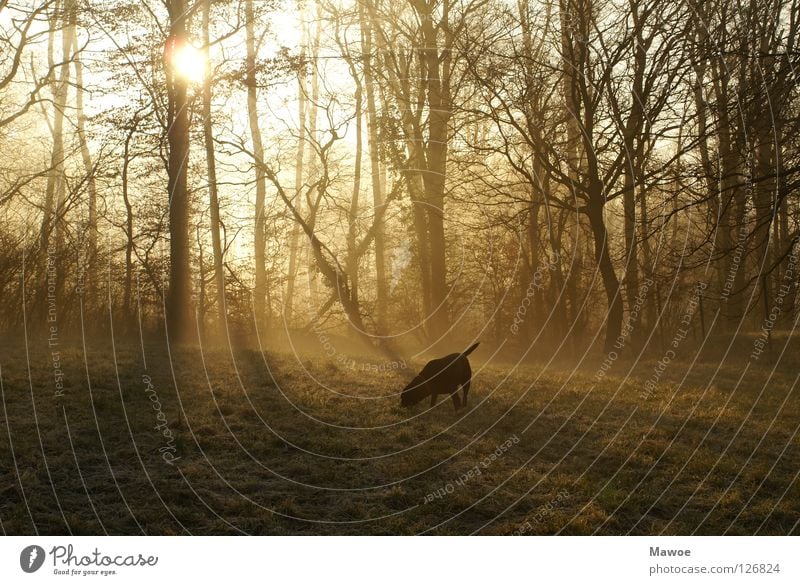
<box><xmin>0</xmin><ymin>0</ymin><xmax>798</xmax><ymax>359</ymax></box>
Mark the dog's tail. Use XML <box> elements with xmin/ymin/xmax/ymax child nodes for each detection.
<box><xmin>461</xmin><ymin>342</ymin><xmax>480</xmax><ymax>357</ymax></box>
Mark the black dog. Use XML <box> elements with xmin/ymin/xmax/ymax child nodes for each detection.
<box><xmin>400</xmin><ymin>343</ymin><xmax>480</xmax><ymax>410</ymax></box>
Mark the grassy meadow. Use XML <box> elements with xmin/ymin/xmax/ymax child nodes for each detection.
<box><xmin>0</xmin><ymin>337</ymin><xmax>798</xmax><ymax>535</ymax></box>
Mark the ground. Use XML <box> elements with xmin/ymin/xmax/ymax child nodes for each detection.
<box><xmin>0</xmin><ymin>336</ymin><xmax>798</xmax><ymax>535</ymax></box>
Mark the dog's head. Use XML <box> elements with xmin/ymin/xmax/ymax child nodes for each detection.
<box><xmin>400</xmin><ymin>375</ymin><xmax>428</xmax><ymax>407</ymax></box>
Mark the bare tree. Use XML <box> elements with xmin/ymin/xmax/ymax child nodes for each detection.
<box><xmin>164</xmin><ymin>0</ymin><xmax>194</xmax><ymax>343</ymax></box>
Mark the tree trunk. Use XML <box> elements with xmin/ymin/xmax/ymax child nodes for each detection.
<box><xmin>285</xmin><ymin>43</ymin><xmax>306</xmax><ymax>325</ymax></box>
<box><xmin>368</xmin><ymin>11</ymin><xmax>436</xmax><ymax>336</ymax></box>
<box><xmin>518</xmin><ymin>0</ymin><xmax>560</xmax><ymax>342</ymax></box>
<box><xmin>196</xmin><ymin>225</ymin><xmax>207</xmax><ymax>341</ymax></box>
<box><xmin>621</xmin><ymin>0</ymin><xmax>646</xmax><ymax>350</ymax></box>
<box><xmin>245</xmin><ymin>0</ymin><xmax>268</xmax><ymax>331</ymax></box>
<box><xmin>345</xmin><ymin>55</ymin><xmax>363</xmax><ymax>309</ymax></box>
<box><xmin>121</xmin><ymin>117</ymin><xmax>139</xmax><ymax>329</ymax></box>
<box><xmin>587</xmin><ymin>196</ymin><xmax>624</xmax><ymax>352</ymax></box>
<box><xmin>359</xmin><ymin>0</ymin><xmax>387</xmax><ymax>331</ymax></box>
<box><xmin>42</xmin><ymin>0</ymin><xmax>74</xmax><ymax>320</ymax></box>
<box><xmin>418</xmin><ymin>1</ymin><xmax>451</xmax><ymax>340</ymax></box>
<box><xmin>164</xmin><ymin>0</ymin><xmax>193</xmax><ymax>343</ymax></box>
<box><xmin>203</xmin><ymin>0</ymin><xmax>226</xmax><ymax>337</ymax></box>
<box><xmin>305</xmin><ymin>5</ymin><xmax>322</xmax><ymax>306</ymax></box>
<box><xmin>71</xmin><ymin>20</ymin><xmax>97</xmax><ymax>310</ymax></box>
<box><xmin>525</xmin><ymin>196</ymin><xmax>543</xmax><ymax>337</ymax></box>
<box><xmin>558</xmin><ymin>0</ymin><xmax>592</xmax><ymax>353</ymax></box>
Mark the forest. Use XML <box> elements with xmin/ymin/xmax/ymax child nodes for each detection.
<box><xmin>0</xmin><ymin>0</ymin><xmax>798</xmax><ymax>535</ymax></box>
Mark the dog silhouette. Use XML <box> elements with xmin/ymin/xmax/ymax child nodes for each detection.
<box><xmin>400</xmin><ymin>343</ymin><xmax>480</xmax><ymax>410</ymax></box>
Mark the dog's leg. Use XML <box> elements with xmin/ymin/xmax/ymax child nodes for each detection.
<box><xmin>450</xmin><ymin>392</ymin><xmax>462</xmax><ymax>410</ymax></box>
<box><xmin>430</xmin><ymin>394</ymin><xmax>438</xmax><ymax>407</ymax></box>
<box><xmin>462</xmin><ymin>380</ymin><xmax>470</xmax><ymax>407</ymax></box>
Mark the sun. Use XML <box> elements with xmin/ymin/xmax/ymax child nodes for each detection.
<box><xmin>165</xmin><ymin>37</ymin><xmax>206</xmax><ymax>84</ymax></box>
